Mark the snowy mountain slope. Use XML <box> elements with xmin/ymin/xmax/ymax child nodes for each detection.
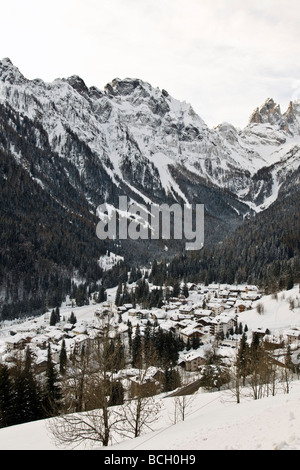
<box><xmin>106</xmin><ymin>384</ymin><xmax>300</xmax><ymax>451</ymax></box>
<box><xmin>1</xmin><ymin>382</ymin><xmax>300</xmax><ymax>450</ymax></box>
<box><xmin>0</xmin><ymin>58</ymin><xmax>249</xmax><ymax>264</ymax></box>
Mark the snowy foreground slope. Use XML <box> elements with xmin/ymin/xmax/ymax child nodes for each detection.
<box><xmin>0</xmin><ymin>286</ymin><xmax>300</xmax><ymax>451</ymax></box>
<box><xmin>0</xmin><ymin>381</ymin><xmax>300</xmax><ymax>450</ymax></box>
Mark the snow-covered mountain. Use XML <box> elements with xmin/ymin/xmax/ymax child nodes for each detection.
<box><xmin>0</xmin><ymin>56</ymin><xmax>299</xmax><ymax>284</ymax></box>
<box><xmin>1</xmin><ymin>57</ymin><xmax>299</xmax><ymax>216</ymax></box>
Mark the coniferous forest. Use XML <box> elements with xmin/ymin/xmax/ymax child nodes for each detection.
<box><xmin>154</xmin><ymin>187</ymin><xmax>300</xmax><ymax>294</ymax></box>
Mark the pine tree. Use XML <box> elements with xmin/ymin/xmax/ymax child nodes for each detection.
<box><xmin>98</xmin><ymin>286</ymin><xmax>107</xmax><ymax>303</ymax></box>
<box><xmin>23</xmin><ymin>347</ymin><xmax>44</xmax><ymax>422</ymax></box>
<box><xmin>132</xmin><ymin>324</ymin><xmax>142</xmax><ymax>368</ymax></box>
<box><xmin>59</xmin><ymin>339</ymin><xmax>67</xmax><ymax>375</ymax></box>
<box><xmin>182</xmin><ymin>282</ymin><xmax>189</xmax><ymax>298</ymax></box>
<box><xmin>68</xmin><ymin>311</ymin><xmax>77</xmax><ymax>324</ymax></box>
<box><xmin>143</xmin><ymin>321</ymin><xmax>152</xmax><ymax>366</ymax></box>
<box><xmin>115</xmin><ymin>281</ymin><xmax>122</xmax><ymax>307</ymax></box>
<box><xmin>127</xmin><ymin>320</ymin><xmax>133</xmax><ymax>352</ymax></box>
<box><xmin>236</xmin><ymin>332</ymin><xmax>250</xmax><ymax>385</ymax></box>
<box><xmin>50</xmin><ymin>309</ymin><xmax>56</xmax><ymax>326</ymax></box>
<box><xmin>164</xmin><ymin>367</ymin><xmax>181</xmax><ymax>392</ymax></box>
<box><xmin>12</xmin><ymin>348</ymin><xmax>44</xmax><ymax>425</ymax></box>
<box><xmin>0</xmin><ymin>364</ymin><xmax>14</xmax><ymax>428</ymax></box>
<box><xmin>172</xmin><ymin>279</ymin><xmax>180</xmax><ymax>298</ymax></box>
<box><xmin>55</xmin><ymin>306</ymin><xmax>60</xmax><ymax>323</ymax></box>
<box><xmin>114</xmin><ymin>335</ymin><xmax>125</xmax><ymax>372</ymax></box>
<box><xmin>43</xmin><ymin>344</ymin><xmax>62</xmax><ymax>416</ymax></box>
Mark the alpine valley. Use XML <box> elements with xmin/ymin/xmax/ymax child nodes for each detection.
<box><xmin>0</xmin><ymin>58</ymin><xmax>299</xmax><ymax>317</ymax></box>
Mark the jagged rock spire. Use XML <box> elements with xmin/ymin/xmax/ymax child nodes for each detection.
<box><xmin>249</xmin><ymin>98</ymin><xmax>282</xmax><ymax>125</ymax></box>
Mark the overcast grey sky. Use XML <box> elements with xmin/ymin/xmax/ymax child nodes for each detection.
<box><xmin>1</xmin><ymin>0</ymin><xmax>300</xmax><ymax>128</ymax></box>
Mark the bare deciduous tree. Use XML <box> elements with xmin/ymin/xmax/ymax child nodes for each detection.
<box><xmin>48</xmin><ymin>407</ymin><xmax>122</xmax><ymax>449</ymax></box>
<box><xmin>48</xmin><ymin>323</ymin><xmax>126</xmax><ymax>448</ymax></box>
<box><xmin>169</xmin><ymin>395</ymin><xmax>195</xmax><ymax>424</ymax></box>
<box><xmin>114</xmin><ymin>368</ymin><xmax>161</xmax><ymax>439</ymax></box>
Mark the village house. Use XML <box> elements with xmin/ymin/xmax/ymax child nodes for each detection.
<box><xmin>252</xmin><ymin>327</ymin><xmax>269</xmax><ymax>339</ymax></box>
<box><xmin>186</xmin><ymin>282</ymin><xmax>197</xmax><ymax>291</ymax></box>
<box><xmin>129</xmin><ymin>367</ymin><xmax>164</xmax><ymax>396</ymax></box>
<box><xmin>5</xmin><ymin>334</ymin><xmax>28</xmax><ymax>351</ymax></box>
<box><xmin>34</xmin><ymin>357</ymin><xmax>51</xmax><ymax>374</ymax></box>
<box><xmin>235</xmin><ymin>299</ymin><xmax>253</xmax><ymax>313</ymax></box>
<box><xmin>210</xmin><ymin>313</ymin><xmax>237</xmax><ymax>336</ymax></box>
<box><xmin>136</xmin><ymin>309</ymin><xmax>150</xmax><ymax>320</ymax></box>
<box><xmin>179</xmin><ymin>325</ymin><xmax>204</xmax><ymax>345</ymax></box>
<box><xmin>72</xmin><ymin>323</ymin><xmax>88</xmax><ymax>335</ymax></box>
<box><xmin>196</xmin><ymin>316</ymin><xmax>214</xmax><ymax>328</ymax></box>
<box><xmin>181</xmin><ymin>349</ymin><xmax>206</xmax><ymax>371</ymax></box>
<box><xmin>285</xmin><ymin>328</ymin><xmax>300</xmax><ymax>345</ymax></box>
<box><xmin>241</xmin><ymin>290</ymin><xmax>261</xmax><ymax>301</ymax></box>
<box><xmin>179</xmin><ymin>304</ymin><xmax>194</xmax><ymax>315</ymax></box>
<box><xmin>193</xmin><ymin>308</ymin><xmax>212</xmax><ymax>317</ymax></box>
<box><xmin>206</xmin><ymin>302</ymin><xmax>224</xmax><ymax>316</ymax></box>
<box><xmin>127</xmin><ymin>308</ymin><xmax>137</xmax><ymax>317</ymax></box>
<box><xmin>218</xmin><ymin>290</ymin><xmax>230</xmax><ymax>300</ymax></box>
<box><xmin>151</xmin><ymin>311</ymin><xmax>167</xmax><ymax>322</ymax></box>
<box><xmin>116</xmin><ymin>305</ymin><xmax>127</xmax><ymax>314</ymax></box>
<box><xmin>123</xmin><ymin>303</ymin><xmax>134</xmax><ymax>310</ymax></box>
<box><xmin>30</xmin><ymin>334</ymin><xmax>49</xmax><ymax>350</ymax></box>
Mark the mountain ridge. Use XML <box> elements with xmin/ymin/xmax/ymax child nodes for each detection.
<box><xmin>1</xmin><ymin>57</ymin><xmax>299</xmax><ymax>213</ymax></box>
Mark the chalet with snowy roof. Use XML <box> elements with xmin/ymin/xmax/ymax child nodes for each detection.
<box><xmin>186</xmin><ymin>282</ymin><xmax>197</xmax><ymax>291</ymax></box>
<box><xmin>30</xmin><ymin>334</ymin><xmax>49</xmax><ymax>350</ymax></box>
<box><xmin>285</xmin><ymin>329</ymin><xmax>300</xmax><ymax>345</ymax></box>
<box><xmin>179</xmin><ymin>304</ymin><xmax>194</xmax><ymax>314</ymax></box>
<box><xmin>252</xmin><ymin>327</ymin><xmax>269</xmax><ymax>338</ymax></box>
<box><xmin>129</xmin><ymin>367</ymin><xmax>164</xmax><ymax>396</ymax></box>
<box><xmin>151</xmin><ymin>311</ymin><xmax>167</xmax><ymax>321</ymax></box>
<box><xmin>117</xmin><ymin>306</ymin><xmax>127</xmax><ymax>313</ymax></box>
<box><xmin>196</xmin><ymin>316</ymin><xmax>214</xmax><ymax>327</ymax></box>
<box><xmin>193</xmin><ymin>308</ymin><xmax>213</xmax><ymax>319</ymax></box>
<box><xmin>209</xmin><ymin>313</ymin><xmax>237</xmax><ymax>336</ymax></box>
<box><xmin>136</xmin><ymin>309</ymin><xmax>150</xmax><ymax>320</ymax></box>
<box><xmin>206</xmin><ymin>302</ymin><xmax>224</xmax><ymax>316</ymax></box>
<box><xmin>127</xmin><ymin>308</ymin><xmax>137</xmax><ymax>317</ymax></box>
<box><xmin>235</xmin><ymin>300</ymin><xmax>253</xmax><ymax>313</ymax></box>
<box><xmin>245</xmin><ymin>285</ymin><xmax>259</xmax><ymax>293</ymax></box>
<box><xmin>168</xmin><ymin>312</ymin><xmax>190</xmax><ymax>322</ymax></box>
<box><xmin>5</xmin><ymin>334</ymin><xmax>27</xmax><ymax>351</ymax></box>
<box><xmin>123</xmin><ymin>303</ymin><xmax>134</xmax><ymax>310</ymax></box>
<box><xmin>179</xmin><ymin>325</ymin><xmax>204</xmax><ymax>344</ymax></box>
<box><xmin>163</xmin><ymin>301</ymin><xmax>181</xmax><ymax>311</ymax></box>
<box><xmin>181</xmin><ymin>350</ymin><xmax>206</xmax><ymax>371</ymax></box>
<box><xmin>72</xmin><ymin>323</ymin><xmax>87</xmax><ymax>335</ymax></box>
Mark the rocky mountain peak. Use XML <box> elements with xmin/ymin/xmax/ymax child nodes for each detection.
<box><xmin>0</xmin><ymin>57</ymin><xmax>26</xmax><ymax>85</ymax></box>
<box><xmin>64</xmin><ymin>75</ymin><xmax>89</xmax><ymax>96</ymax></box>
<box><xmin>249</xmin><ymin>98</ymin><xmax>282</xmax><ymax>125</ymax></box>
<box><xmin>104</xmin><ymin>77</ymin><xmax>150</xmax><ymax>97</ymax></box>
<box><xmin>283</xmin><ymin>100</ymin><xmax>300</xmax><ymax>125</ymax></box>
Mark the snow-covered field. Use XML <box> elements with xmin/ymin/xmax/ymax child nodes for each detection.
<box><xmin>0</xmin><ymin>286</ymin><xmax>299</xmax><ymax>450</ymax></box>
<box><xmin>0</xmin><ymin>379</ymin><xmax>299</xmax><ymax>450</ymax></box>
